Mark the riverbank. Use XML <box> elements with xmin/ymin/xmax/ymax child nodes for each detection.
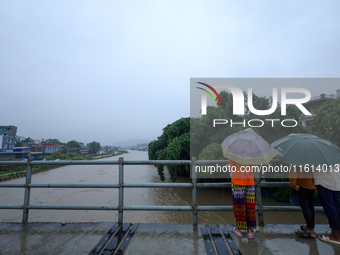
<box><xmin>0</xmin><ymin>151</ymin><xmax>128</xmax><ymax>182</ymax></box>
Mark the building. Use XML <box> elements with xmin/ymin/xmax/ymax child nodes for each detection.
<box><xmin>0</xmin><ymin>146</ymin><xmax>30</xmax><ymax>161</ymax></box>
<box><xmin>37</xmin><ymin>142</ymin><xmax>62</xmax><ymax>154</ymax></box>
<box><xmin>21</xmin><ymin>137</ymin><xmax>35</xmax><ymax>148</ymax></box>
<box><xmin>80</xmin><ymin>150</ymin><xmax>90</xmax><ymax>156</ymax></box>
<box><xmin>0</xmin><ymin>125</ymin><xmax>17</xmax><ymax>151</ymax></box>
<box><xmin>300</xmin><ymin>89</ymin><xmax>340</xmax><ymax>127</ymax></box>
<box><xmin>13</xmin><ymin>147</ymin><xmax>31</xmax><ymax>159</ymax></box>
<box><xmin>61</xmin><ymin>148</ymin><xmax>81</xmax><ymax>154</ymax></box>
<box><xmin>16</xmin><ymin>136</ymin><xmax>26</xmax><ymax>142</ymax></box>
<box><xmin>0</xmin><ymin>152</ymin><xmax>17</xmax><ymax>161</ymax></box>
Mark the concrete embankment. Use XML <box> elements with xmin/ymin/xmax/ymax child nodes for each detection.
<box><xmin>0</xmin><ymin>166</ymin><xmax>56</xmax><ymax>182</ymax></box>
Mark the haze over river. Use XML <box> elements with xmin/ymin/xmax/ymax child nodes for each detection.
<box><xmin>0</xmin><ymin>151</ymin><xmax>328</xmax><ymax>225</ymax></box>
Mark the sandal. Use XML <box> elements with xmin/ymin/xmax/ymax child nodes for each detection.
<box><xmin>295</xmin><ymin>229</ymin><xmax>315</xmax><ymax>239</ymax></box>
<box><xmin>300</xmin><ymin>225</ymin><xmax>307</xmax><ymax>231</ymax></box>
<box><xmin>318</xmin><ymin>233</ymin><xmax>340</xmax><ymax>244</ymax></box>
<box><xmin>248</xmin><ymin>229</ymin><xmax>255</xmax><ymax>239</ymax></box>
<box><xmin>233</xmin><ymin>227</ymin><xmax>242</xmax><ymax>238</ymax></box>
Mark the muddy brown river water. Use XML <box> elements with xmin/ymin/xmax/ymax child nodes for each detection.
<box><xmin>0</xmin><ymin>151</ymin><xmax>328</xmax><ymax>225</ymax></box>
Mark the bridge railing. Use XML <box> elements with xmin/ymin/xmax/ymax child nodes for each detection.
<box><xmin>0</xmin><ymin>157</ymin><xmax>323</xmax><ymax>225</ymax></box>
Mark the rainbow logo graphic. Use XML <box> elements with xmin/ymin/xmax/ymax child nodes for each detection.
<box><xmin>196</xmin><ymin>82</ymin><xmax>222</xmax><ymax>106</ymax></box>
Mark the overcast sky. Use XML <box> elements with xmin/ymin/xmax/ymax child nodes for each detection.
<box><xmin>1</xmin><ymin>1</ymin><xmax>340</xmax><ymax>146</ymax></box>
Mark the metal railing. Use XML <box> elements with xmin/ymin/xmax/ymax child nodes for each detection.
<box><xmin>0</xmin><ymin>157</ymin><xmax>324</xmax><ymax>226</ymax></box>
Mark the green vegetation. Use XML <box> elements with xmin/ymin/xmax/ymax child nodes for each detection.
<box><xmin>191</xmin><ymin>90</ymin><xmax>306</xmax><ymax>159</ymax></box>
<box><xmin>207</xmin><ymin>215</ymin><xmax>216</xmax><ymax>225</ymax></box>
<box><xmin>51</xmin><ymin>139</ymin><xmax>64</xmax><ymax>145</ymax></box>
<box><xmin>198</xmin><ymin>143</ymin><xmax>224</xmax><ymax>160</ymax></box>
<box><xmin>66</xmin><ymin>140</ymin><xmax>81</xmax><ymax>148</ymax></box>
<box><xmin>148</xmin><ymin>117</ymin><xmax>190</xmax><ymax>182</ymax></box>
<box><xmin>0</xmin><ymin>164</ymin><xmax>56</xmax><ymax>178</ymax></box>
<box><xmin>0</xmin><ymin>166</ymin><xmax>26</xmax><ymax>175</ymax></box>
<box><xmin>44</xmin><ymin>150</ymin><xmax>127</xmax><ymax>161</ymax></box>
<box><xmin>149</xmin><ymin>90</ymin><xmax>306</xmax><ymax>182</ymax></box>
<box><xmin>88</xmin><ymin>141</ymin><xmax>101</xmax><ymax>154</ymax></box>
<box><xmin>310</xmin><ymin>98</ymin><xmax>340</xmax><ymax>147</ymax></box>
<box><xmin>274</xmin><ymin>187</ymin><xmax>295</xmax><ymax>202</ymax></box>
<box><xmin>45</xmin><ymin>151</ymin><xmax>85</xmax><ymax>160</ymax></box>
<box><xmin>0</xmin><ymin>150</ymin><xmax>128</xmax><ymax>179</ymax></box>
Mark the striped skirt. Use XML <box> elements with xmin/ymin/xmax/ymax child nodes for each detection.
<box><xmin>231</xmin><ymin>184</ymin><xmax>256</xmax><ymax>230</ymax></box>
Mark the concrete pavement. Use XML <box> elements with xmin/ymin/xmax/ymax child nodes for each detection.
<box><xmin>0</xmin><ymin>222</ymin><xmax>339</xmax><ymax>255</ymax></box>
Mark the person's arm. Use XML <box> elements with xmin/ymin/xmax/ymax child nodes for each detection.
<box><xmin>229</xmin><ymin>159</ymin><xmax>234</xmax><ymax>166</ymax></box>
<box><xmin>289</xmin><ymin>164</ymin><xmax>299</xmax><ymax>191</ymax></box>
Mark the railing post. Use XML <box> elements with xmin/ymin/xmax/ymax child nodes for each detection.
<box><xmin>118</xmin><ymin>157</ymin><xmax>124</xmax><ymax>225</ymax></box>
<box><xmin>22</xmin><ymin>157</ymin><xmax>33</xmax><ymax>223</ymax></box>
<box><xmin>192</xmin><ymin>157</ymin><xmax>197</xmax><ymax>225</ymax></box>
<box><xmin>254</xmin><ymin>170</ymin><xmax>263</xmax><ymax>226</ymax></box>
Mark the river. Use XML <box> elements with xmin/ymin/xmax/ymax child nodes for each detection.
<box><xmin>0</xmin><ymin>151</ymin><xmax>328</xmax><ymax>225</ymax></box>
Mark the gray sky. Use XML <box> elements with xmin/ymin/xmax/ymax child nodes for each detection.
<box><xmin>1</xmin><ymin>1</ymin><xmax>340</xmax><ymax>145</ymax></box>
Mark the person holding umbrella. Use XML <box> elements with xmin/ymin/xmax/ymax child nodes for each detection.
<box><xmin>229</xmin><ymin>159</ymin><xmax>256</xmax><ymax>238</ymax></box>
<box><xmin>313</xmin><ymin>164</ymin><xmax>340</xmax><ymax>244</ymax></box>
<box><xmin>272</xmin><ymin>133</ymin><xmax>340</xmax><ymax>244</ymax></box>
<box><xmin>221</xmin><ymin>128</ymin><xmax>278</xmax><ymax>238</ymax></box>
<box><xmin>289</xmin><ymin>164</ymin><xmax>316</xmax><ymax>238</ymax></box>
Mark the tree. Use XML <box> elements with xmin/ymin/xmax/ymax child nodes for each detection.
<box><xmin>191</xmin><ymin>108</ymin><xmax>236</xmax><ymax>158</ymax></box>
<box><xmin>67</xmin><ymin>152</ymin><xmax>74</xmax><ymax>158</ymax></box>
<box><xmin>66</xmin><ymin>140</ymin><xmax>81</xmax><ymax>148</ymax></box>
<box><xmin>191</xmin><ymin>90</ymin><xmax>307</xmax><ymax>161</ymax></box>
<box><xmin>148</xmin><ymin>117</ymin><xmax>190</xmax><ymax>182</ymax></box>
<box><xmin>51</xmin><ymin>139</ymin><xmax>64</xmax><ymax>145</ymax></box>
<box><xmin>88</xmin><ymin>141</ymin><xmax>101</xmax><ymax>154</ymax></box>
<box><xmin>310</xmin><ymin>98</ymin><xmax>340</xmax><ymax>147</ymax></box>
<box><xmin>198</xmin><ymin>143</ymin><xmax>223</xmax><ymax>160</ymax></box>
<box><xmin>103</xmin><ymin>146</ymin><xmax>112</xmax><ymax>153</ymax></box>
<box><xmin>245</xmin><ymin>93</ymin><xmax>306</xmax><ymax>144</ymax></box>
<box><xmin>50</xmin><ymin>151</ymin><xmax>62</xmax><ymax>160</ymax></box>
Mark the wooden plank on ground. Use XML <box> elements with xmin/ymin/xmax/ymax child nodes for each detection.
<box><xmin>89</xmin><ymin>223</ymin><xmax>119</xmax><ymax>255</ymax></box>
<box><xmin>200</xmin><ymin>225</ymin><xmax>217</xmax><ymax>255</ymax></box>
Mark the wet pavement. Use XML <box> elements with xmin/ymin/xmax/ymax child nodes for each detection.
<box><xmin>0</xmin><ymin>222</ymin><xmax>339</xmax><ymax>255</ymax></box>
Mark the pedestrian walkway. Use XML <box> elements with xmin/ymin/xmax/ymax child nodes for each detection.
<box><xmin>0</xmin><ymin>222</ymin><xmax>339</xmax><ymax>255</ymax></box>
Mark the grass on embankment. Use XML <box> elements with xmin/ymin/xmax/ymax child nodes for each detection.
<box><xmin>0</xmin><ymin>151</ymin><xmax>128</xmax><ymax>181</ymax></box>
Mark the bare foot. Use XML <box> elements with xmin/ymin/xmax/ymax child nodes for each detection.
<box><xmin>235</xmin><ymin>228</ymin><xmax>242</xmax><ymax>236</ymax></box>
